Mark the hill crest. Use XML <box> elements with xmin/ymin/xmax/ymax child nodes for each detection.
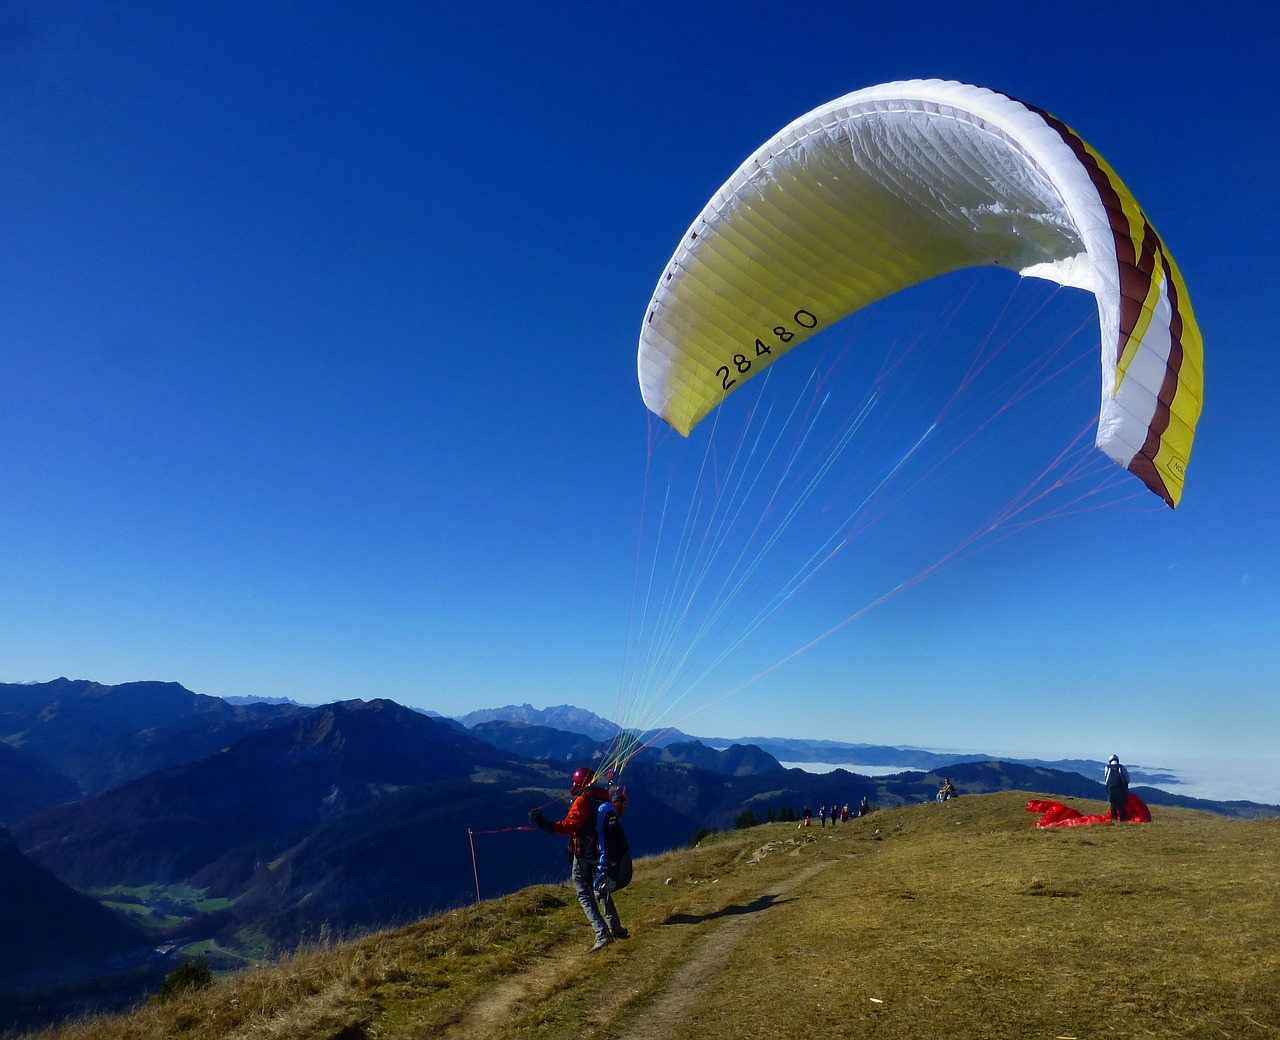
<box><xmin>23</xmin><ymin>792</ymin><xmax>1278</xmax><ymax>1040</ymax></box>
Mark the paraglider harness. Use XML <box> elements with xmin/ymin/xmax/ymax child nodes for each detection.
<box><xmin>1105</xmin><ymin>762</ymin><xmax>1130</xmax><ymax>795</ymax></box>
<box><xmin>581</xmin><ymin>788</ymin><xmax>632</xmax><ymax>897</ymax></box>
<box><xmin>531</xmin><ymin>781</ymin><xmax>633</xmax><ymax>895</ymax></box>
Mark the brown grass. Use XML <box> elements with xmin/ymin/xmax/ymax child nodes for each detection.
<box><xmin>20</xmin><ymin>792</ymin><xmax>1280</xmax><ymax>1040</ymax></box>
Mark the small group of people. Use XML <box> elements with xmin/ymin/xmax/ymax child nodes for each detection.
<box><xmin>800</xmin><ymin>796</ymin><xmax>872</xmax><ymax>827</ymax></box>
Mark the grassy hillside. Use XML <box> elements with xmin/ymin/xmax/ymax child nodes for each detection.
<box><xmin>21</xmin><ymin>792</ymin><xmax>1279</xmax><ymax>1040</ymax></box>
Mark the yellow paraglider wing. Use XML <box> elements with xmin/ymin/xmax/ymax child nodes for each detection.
<box><xmin>637</xmin><ymin>79</ymin><xmax>1202</xmax><ymax>507</ymax></box>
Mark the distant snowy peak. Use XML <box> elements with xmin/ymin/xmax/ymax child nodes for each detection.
<box><xmin>455</xmin><ymin>703</ymin><xmax>620</xmax><ymax>741</ymax></box>
<box><xmin>223</xmin><ymin>694</ymin><xmax>307</xmax><ymax>706</ymax></box>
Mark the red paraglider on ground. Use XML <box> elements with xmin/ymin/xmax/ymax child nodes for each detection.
<box><xmin>1027</xmin><ymin>794</ymin><xmax>1151</xmax><ymax>828</ymax></box>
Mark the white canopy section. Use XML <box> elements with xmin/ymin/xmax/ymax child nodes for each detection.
<box><xmin>638</xmin><ymin>79</ymin><xmax>1202</xmax><ymax>506</ymax></box>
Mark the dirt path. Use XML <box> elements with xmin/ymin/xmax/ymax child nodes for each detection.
<box><xmin>439</xmin><ymin>945</ymin><xmax>581</xmax><ymax>1039</ymax></box>
<box><xmin>439</xmin><ymin>852</ymin><xmax>836</xmax><ymax>1039</ymax></box>
<box><xmin>613</xmin><ymin>858</ymin><xmax>835</xmax><ymax>1040</ymax></box>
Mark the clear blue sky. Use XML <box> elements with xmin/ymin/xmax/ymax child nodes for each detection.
<box><xmin>3</xmin><ymin>2</ymin><xmax>1275</xmax><ymax>774</ymax></box>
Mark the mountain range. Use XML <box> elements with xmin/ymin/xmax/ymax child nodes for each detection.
<box><xmin>2</xmin><ymin>678</ymin><xmax>1274</xmax><ymax>1030</ymax></box>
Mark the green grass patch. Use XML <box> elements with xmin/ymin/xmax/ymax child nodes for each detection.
<box><xmin>90</xmin><ymin>881</ymin><xmax>236</xmax><ymax>931</ymax></box>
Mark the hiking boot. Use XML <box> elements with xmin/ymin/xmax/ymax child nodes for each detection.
<box><xmin>611</xmin><ymin>927</ymin><xmax>629</xmax><ymax>939</ymax></box>
<box><xmin>589</xmin><ymin>936</ymin><xmax>612</xmax><ymax>953</ymax></box>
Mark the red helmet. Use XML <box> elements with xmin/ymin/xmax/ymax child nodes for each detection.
<box><xmin>570</xmin><ymin>767</ymin><xmax>595</xmax><ymax>794</ymax></box>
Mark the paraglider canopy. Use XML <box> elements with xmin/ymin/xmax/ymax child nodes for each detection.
<box><xmin>638</xmin><ymin>79</ymin><xmax>1202</xmax><ymax>507</ymax></box>
<box><xmin>1027</xmin><ymin>796</ymin><xmax>1152</xmax><ymax>827</ymax></box>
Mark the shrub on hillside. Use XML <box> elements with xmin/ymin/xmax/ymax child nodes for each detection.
<box><xmin>154</xmin><ymin>955</ymin><xmax>214</xmax><ymax>1003</ymax></box>
<box><xmin>687</xmin><ymin>826</ymin><xmax>717</xmax><ymax>847</ymax></box>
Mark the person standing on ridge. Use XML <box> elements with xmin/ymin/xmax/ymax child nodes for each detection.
<box><xmin>529</xmin><ymin>766</ymin><xmax>627</xmax><ymax>952</ymax></box>
<box><xmin>1103</xmin><ymin>754</ymin><xmax>1131</xmax><ymax>822</ymax></box>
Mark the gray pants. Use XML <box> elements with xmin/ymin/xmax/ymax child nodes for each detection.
<box><xmin>571</xmin><ymin>856</ymin><xmax>621</xmax><ymax>942</ymax></box>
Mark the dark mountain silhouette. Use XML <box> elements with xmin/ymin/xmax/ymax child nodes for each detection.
<box><xmin>0</xmin><ymin>826</ymin><xmax>151</xmax><ymax>981</ymax></box>
<box><xmin>9</xmin><ymin>701</ymin><xmax>706</xmax><ymax>953</ymax></box>
<box><xmin>642</xmin><ymin>740</ymin><xmax>781</xmax><ymax>775</ymax></box>
<box><xmin>451</xmin><ymin>707</ymin><xmax>1115</xmax><ymax>778</ymax></box>
<box><xmin>12</xmin><ymin>699</ymin><xmax>518</xmax><ymax>890</ymax></box>
<box><xmin>922</xmin><ymin>759</ymin><xmax>1102</xmax><ymax>797</ymax></box>
<box><xmin>719</xmin><ymin>735</ymin><xmax>989</xmax><ymax>769</ymax></box>
<box><xmin>486</xmin><ymin>718</ymin><xmax>1177</xmax><ymax>792</ymax></box>
<box><xmin>0</xmin><ymin>678</ymin><xmax>306</xmax><ymax>797</ymax></box>
<box><xmin>0</xmin><ymin>742</ymin><xmax>80</xmax><ymax>826</ymax></box>
<box><xmin>204</xmin><ymin>774</ymin><xmax>703</xmax><ymax>945</ymax></box>
<box><xmin>0</xmin><ymin>826</ymin><xmax>172</xmax><ymax>1030</ymax></box>
<box><xmin>468</xmin><ymin>723</ymin><xmax>782</xmax><ymax>777</ymax></box>
<box><xmin>469</xmin><ymin>720</ymin><xmax>601</xmax><ymax>764</ymax></box>
<box><xmin>723</xmin><ymin>737</ymin><xmax>1181</xmax><ymax>788</ymax></box>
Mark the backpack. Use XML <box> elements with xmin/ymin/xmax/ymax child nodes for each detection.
<box><xmin>1106</xmin><ymin>763</ymin><xmax>1129</xmax><ymax>793</ymax></box>
<box><xmin>594</xmin><ymin>798</ymin><xmax>633</xmax><ymax>894</ymax></box>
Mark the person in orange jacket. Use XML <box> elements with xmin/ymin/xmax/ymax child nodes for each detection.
<box><xmin>530</xmin><ymin>766</ymin><xmax>627</xmax><ymax>952</ymax></box>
